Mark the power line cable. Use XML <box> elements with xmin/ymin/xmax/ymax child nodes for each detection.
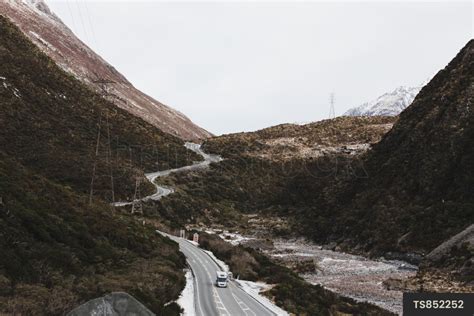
<box><xmin>65</xmin><ymin>0</ymin><xmax>78</xmax><ymax>34</ymax></box>
<box><xmin>74</xmin><ymin>0</ymin><xmax>90</xmax><ymax>44</ymax></box>
<box><xmin>82</xmin><ymin>0</ymin><xmax>99</xmax><ymax>49</ymax></box>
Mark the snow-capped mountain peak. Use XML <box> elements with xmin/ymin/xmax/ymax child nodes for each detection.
<box><xmin>344</xmin><ymin>85</ymin><xmax>424</xmax><ymax>117</ymax></box>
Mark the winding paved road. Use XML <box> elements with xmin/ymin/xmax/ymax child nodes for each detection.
<box><xmin>112</xmin><ymin>142</ymin><xmax>221</xmax><ymax>207</ymax></box>
<box><xmin>114</xmin><ymin>143</ymin><xmax>277</xmax><ymax>315</ymax></box>
<box><xmin>164</xmin><ymin>233</ymin><xmax>277</xmax><ymax>316</ymax></box>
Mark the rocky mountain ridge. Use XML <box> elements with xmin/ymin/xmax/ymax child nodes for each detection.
<box><xmin>0</xmin><ymin>0</ymin><xmax>211</xmax><ymax>140</ymax></box>
<box><xmin>204</xmin><ymin>116</ymin><xmax>395</xmax><ymax>161</ymax></box>
<box><xmin>345</xmin><ymin>85</ymin><xmax>423</xmax><ymax>116</ymax></box>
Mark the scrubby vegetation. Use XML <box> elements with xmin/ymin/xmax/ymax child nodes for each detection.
<box><xmin>0</xmin><ymin>15</ymin><xmax>195</xmax><ymax>315</ymax></box>
<box><xmin>0</xmin><ymin>154</ymin><xmax>186</xmax><ymax>314</ymax></box>
<box><xmin>204</xmin><ymin>116</ymin><xmax>394</xmax><ymax>161</ymax></box>
<box><xmin>156</xmin><ymin>41</ymin><xmax>474</xmax><ymax>265</ymax></box>
<box><xmin>151</xmin><ymin>117</ymin><xmax>390</xmax><ymax>229</ymax></box>
<box><xmin>300</xmin><ymin>40</ymin><xmax>474</xmax><ymax>257</ymax></box>
<box><xmin>198</xmin><ymin>233</ymin><xmax>394</xmax><ymax>315</ymax></box>
<box><xmin>0</xmin><ymin>14</ymin><xmax>201</xmax><ymax>203</ymax></box>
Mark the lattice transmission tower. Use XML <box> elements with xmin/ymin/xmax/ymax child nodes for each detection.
<box><xmin>329</xmin><ymin>93</ymin><xmax>336</xmax><ymax>119</ymax></box>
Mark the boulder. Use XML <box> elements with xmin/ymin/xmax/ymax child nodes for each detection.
<box><xmin>67</xmin><ymin>292</ymin><xmax>154</xmax><ymax>316</ymax></box>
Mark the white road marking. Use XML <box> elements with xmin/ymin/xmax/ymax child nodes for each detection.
<box><xmin>190</xmin><ymin>259</ymin><xmax>206</xmax><ymax>316</ymax></box>
<box><xmin>232</xmin><ymin>292</ymin><xmax>257</xmax><ymax>316</ymax></box>
<box><xmin>178</xmin><ymin>237</ymin><xmax>275</xmax><ymax>316</ymax></box>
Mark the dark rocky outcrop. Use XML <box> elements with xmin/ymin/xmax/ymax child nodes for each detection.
<box><xmin>67</xmin><ymin>292</ymin><xmax>154</xmax><ymax>316</ymax></box>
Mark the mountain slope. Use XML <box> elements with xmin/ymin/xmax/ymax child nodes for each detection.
<box><xmin>204</xmin><ymin>116</ymin><xmax>395</xmax><ymax>161</ymax></box>
<box><xmin>345</xmin><ymin>85</ymin><xmax>422</xmax><ymax>116</ymax></box>
<box><xmin>157</xmin><ymin>40</ymin><xmax>473</xmax><ymax>263</ymax></box>
<box><xmin>150</xmin><ymin>116</ymin><xmax>394</xmax><ymax>227</ymax></box>
<box><xmin>0</xmin><ymin>0</ymin><xmax>211</xmax><ymax>140</ymax></box>
<box><xmin>0</xmin><ymin>13</ymin><xmax>203</xmax><ymax>203</ymax></box>
<box><xmin>308</xmin><ymin>40</ymin><xmax>474</xmax><ymax>257</ymax></box>
<box><xmin>0</xmin><ymin>14</ymin><xmax>197</xmax><ymax>314</ymax></box>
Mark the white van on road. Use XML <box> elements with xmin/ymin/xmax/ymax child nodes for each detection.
<box><xmin>215</xmin><ymin>271</ymin><xmax>228</xmax><ymax>288</ymax></box>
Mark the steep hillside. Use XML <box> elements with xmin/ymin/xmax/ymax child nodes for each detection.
<box><xmin>150</xmin><ymin>117</ymin><xmax>393</xmax><ymax>228</ymax></box>
<box><xmin>345</xmin><ymin>85</ymin><xmax>422</xmax><ymax>116</ymax></box>
<box><xmin>0</xmin><ymin>154</ymin><xmax>185</xmax><ymax>315</ymax></box>
<box><xmin>0</xmin><ymin>0</ymin><xmax>211</xmax><ymax>140</ymax></box>
<box><xmin>155</xmin><ymin>40</ymin><xmax>472</xmax><ymax>265</ymax></box>
<box><xmin>0</xmin><ymin>15</ymin><xmax>197</xmax><ymax>315</ymax></box>
<box><xmin>0</xmin><ymin>14</ymin><xmax>202</xmax><ymax>203</ymax></box>
<box><xmin>306</xmin><ymin>40</ymin><xmax>474</xmax><ymax>257</ymax></box>
<box><xmin>205</xmin><ymin>116</ymin><xmax>395</xmax><ymax>161</ymax></box>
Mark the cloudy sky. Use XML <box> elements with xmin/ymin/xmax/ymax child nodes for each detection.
<box><xmin>47</xmin><ymin>1</ymin><xmax>472</xmax><ymax>135</ymax></box>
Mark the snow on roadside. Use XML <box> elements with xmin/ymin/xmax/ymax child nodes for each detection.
<box><xmin>177</xmin><ymin>269</ymin><xmax>196</xmax><ymax>316</ymax></box>
<box><xmin>187</xmin><ymin>240</ymin><xmax>199</xmax><ymax>247</ymax></box>
<box><xmin>218</xmin><ymin>231</ymin><xmax>255</xmax><ymax>246</ymax></box>
<box><xmin>199</xmin><ymin>241</ymin><xmax>289</xmax><ymax>315</ymax></box>
<box><xmin>203</xmin><ymin>250</ymin><xmax>229</xmax><ymax>273</ymax></box>
<box><xmin>235</xmin><ymin>280</ymin><xmax>290</xmax><ymax>316</ymax></box>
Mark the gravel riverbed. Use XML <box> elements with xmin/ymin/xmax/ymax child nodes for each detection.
<box><xmin>215</xmin><ymin>229</ymin><xmax>417</xmax><ymax>315</ymax></box>
<box><xmin>267</xmin><ymin>239</ymin><xmax>417</xmax><ymax>315</ymax></box>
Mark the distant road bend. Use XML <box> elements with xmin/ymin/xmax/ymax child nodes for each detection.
<box><xmin>113</xmin><ymin>143</ymin><xmax>276</xmax><ymax>315</ymax></box>
<box><xmin>112</xmin><ymin>142</ymin><xmax>222</xmax><ymax>207</ymax></box>
<box><xmin>162</xmin><ymin>232</ymin><xmax>277</xmax><ymax>316</ymax></box>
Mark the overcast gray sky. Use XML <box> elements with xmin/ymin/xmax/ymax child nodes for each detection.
<box><xmin>48</xmin><ymin>1</ymin><xmax>472</xmax><ymax>135</ymax></box>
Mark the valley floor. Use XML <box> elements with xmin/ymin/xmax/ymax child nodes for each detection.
<box><xmin>211</xmin><ymin>229</ymin><xmax>417</xmax><ymax>315</ymax></box>
<box><xmin>269</xmin><ymin>239</ymin><xmax>416</xmax><ymax>315</ymax></box>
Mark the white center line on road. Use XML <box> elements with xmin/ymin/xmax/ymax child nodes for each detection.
<box><xmin>185</xmin><ymin>243</ymin><xmax>240</xmax><ymax>316</ymax></box>
<box><xmin>177</xmin><ymin>236</ymin><xmax>278</xmax><ymax>316</ymax></box>
<box><xmin>183</xmin><ymin>241</ymin><xmax>233</xmax><ymax>316</ymax></box>
<box><xmin>232</xmin><ymin>292</ymin><xmax>257</xmax><ymax>316</ymax></box>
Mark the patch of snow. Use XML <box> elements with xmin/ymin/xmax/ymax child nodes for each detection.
<box><xmin>218</xmin><ymin>231</ymin><xmax>256</xmax><ymax>246</ymax></box>
<box><xmin>0</xmin><ymin>76</ymin><xmax>6</xmax><ymax>80</ymax></box>
<box><xmin>1</xmin><ymin>81</ymin><xmax>22</xmax><ymax>98</ymax></box>
<box><xmin>273</xmin><ymin>252</ymin><xmax>315</xmax><ymax>258</ymax></box>
<box><xmin>187</xmin><ymin>240</ymin><xmax>199</xmax><ymax>247</ymax></box>
<box><xmin>12</xmin><ymin>87</ymin><xmax>21</xmax><ymax>98</ymax></box>
<box><xmin>128</xmin><ymin>99</ymin><xmax>145</xmax><ymax>111</ymax></box>
<box><xmin>203</xmin><ymin>250</ymin><xmax>229</xmax><ymax>273</ymax></box>
<box><xmin>177</xmin><ymin>269</ymin><xmax>196</xmax><ymax>316</ymax></box>
<box><xmin>235</xmin><ymin>280</ymin><xmax>290</xmax><ymax>316</ymax></box>
<box><xmin>29</xmin><ymin>31</ymin><xmax>57</xmax><ymax>52</ymax></box>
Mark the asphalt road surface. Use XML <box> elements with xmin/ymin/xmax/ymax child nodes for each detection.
<box><xmin>112</xmin><ymin>142</ymin><xmax>221</xmax><ymax>207</ymax></box>
<box><xmin>166</xmin><ymin>234</ymin><xmax>277</xmax><ymax>316</ymax></box>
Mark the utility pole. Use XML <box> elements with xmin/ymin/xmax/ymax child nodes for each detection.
<box><xmin>329</xmin><ymin>93</ymin><xmax>336</xmax><ymax>119</ymax></box>
<box><xmin>92</xmin><ymin>77</ymin><xmax>118</xmax><ymax>101</ymax></box>
<box><xmin>89</xmin><ymin>113</ymin><xmax>102</xmax><ymax>204</ymax></box>
<box><xmin>89</xmin><ymin>75</ymin><xmax>119</xmax><ymax>204</ymax></box>
<box><xmin>131</xmin><ymin>177</ymin><xmax>142</xmax><ymax>214</ymax></box>
<box><xmin>91</xmin><ymin>73</ymin><xmax>127</xmax><ymax>105</ymax></box>
<box><xmin>105</xmin><ymin>114</ymin><xmax>115</xmax><ymax>203</ymax></box>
